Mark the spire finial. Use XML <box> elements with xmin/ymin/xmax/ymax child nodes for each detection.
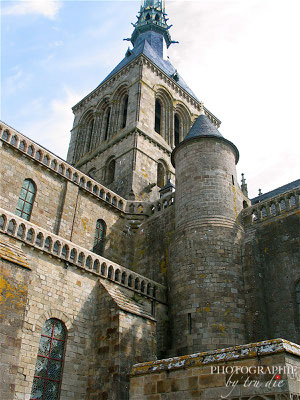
<box><xmin>241</xmin><ymin>173</ymin><xmax>248</xmax><ymax>197</ymax></box>
<box><xmin>131</xmin><ymin>0</ymin><xmax>173</xmax><ymax>49</ymax></box>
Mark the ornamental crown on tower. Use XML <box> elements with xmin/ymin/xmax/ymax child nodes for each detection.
<box><xmin>131</xmin><ymin>0</ymin><xmax>173</xmax><ymax>47</ymax></box>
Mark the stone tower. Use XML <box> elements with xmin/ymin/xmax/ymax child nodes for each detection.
<box><xmin>169</xmin><ymin>106</ymin><xmax>247</xmax><ymax>355</ymax></box>
<box><xmin>66</xmin><ymin>0</ymin><xmax>220</xmax><ymax>201</ymax></box>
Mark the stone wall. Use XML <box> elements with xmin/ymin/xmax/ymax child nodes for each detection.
<box><xmin>0</xmin><ymin>232</ymin><xmax>164</xmax><ymax>400</ymax></box>
<box><xmin>0</xmin><ymin>239</ymin><xmax>30</xmax><ymax>400</ymax></box>
<box><xmin>0</xmin><ymin>138</ymin><xmax>129</xmax><ymax>268</ymax></box>
<box><xmin>88</xmin><ymin>280</ymin><xmax>157</xmax><ymax>400</ymax></box>
<box><xmin>243</xmin><ymin>202</ymin><xmax>300</xmax><ymax>344</ymax></box>
<box><xmin>130</xmin><ymin>339</ymin><xmax>300</xmax><ymax>400</ymax></box>
<box><xmin>133</xmin><ymin>204</ymin><xmax>175</xmax><ymax>286</ymax></box>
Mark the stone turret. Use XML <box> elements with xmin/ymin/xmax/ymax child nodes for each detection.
<box><xmin>169</xmin><ymin>106</ymin><xmax>246</xmax><ymax>356</ymax></box>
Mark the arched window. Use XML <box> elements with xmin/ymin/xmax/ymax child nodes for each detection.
<box><xmin>155</xmin><ymin>99</ymin><xmax>162</xmax><ymax>134</ymax></box>
<box><xmin>16</xmin><ymin>179</ymin><xmax>36</xmax><ymax>221</ymax></box>
<box><xmin>86</xmin><ymin>118</ymin><xmax>94</xmax><ymax>152</ymax></box>
<box><xmin>104</xmin><ymin>107</ymin><xmax>111</xmax><ymax>141</ymax></box>
<box><xmin>30</xmin><ymin>318</ymin><xmax>67</xmax><ymax>400</ymax></box>
<box><xmin>106</xmin><ymin>159</ymin><xmax>116</xmax><ymax>185</ymax></box>
<box><xmin>174</xmin><ymin>114</ymin><xmax>180</xmax><ymax>146</ymax></box>
<box><xmin>157</xmin><ymin>162</ymin><xmax>166</xmax><ymax>188</ymax></box>
<box><xmin>122</xmin><ymin>96</ymin><xmax>128</xmax><ymax>128</ymax></box>
<box><xmin>93</xmin><ymin>219</ymin><xmax>106</xmax><ymax>256</ymax></box>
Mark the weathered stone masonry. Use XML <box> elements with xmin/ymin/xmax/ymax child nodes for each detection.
<box><xmin>0</xmin><ymin>0</ymin><xmax>299</xmax><ymax>399</ymax></box>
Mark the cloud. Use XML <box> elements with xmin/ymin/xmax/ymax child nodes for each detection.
<box><xmin>4</xmin><ymin>66</ymin><xmax>33</xmax><ymax>95</ymax></box>
<box><xmin>167</xmin><ymin>0</ymin><xmax>300</xmax><ymax>198</ymax></box>
<box><xmin>20</xmin><ymin>87</ymin><xmax>83</xmax><ymax>159</ymax></box>
<box><xmin>2</xmin><ymin>0</ymin><xmax>62</xmax><ymax>19</ymax></box>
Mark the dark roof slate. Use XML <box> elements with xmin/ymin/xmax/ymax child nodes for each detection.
<box><xmin>98</xmin><ymin>34</ymin><xmax>198</xmax><ymax>100</ymax></box>
<box><xmin>183</xmin><ymin>114</ymin><xmax>223</xmax><ymax>142</ymax></box>
<box><xmin>251</xmin><ymin>179</ymin><xmax>300</xmax><ymax>204</ymax></box>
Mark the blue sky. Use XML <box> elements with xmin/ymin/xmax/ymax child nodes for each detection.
<box><xmin>2</xmin><ymin>0</ymin><xmax>300</xmax><ymax>198</ymax></box>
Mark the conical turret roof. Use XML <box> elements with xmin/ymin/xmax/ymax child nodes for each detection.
<box><xmin>183</xmin><ymin>113</ymin><xmax>223</xmax><ymax>142</ymax></box>
<box><xmin>171</xmin><ymin>107</ymin><xmax>239</xmax><ymax>166</ymax></box>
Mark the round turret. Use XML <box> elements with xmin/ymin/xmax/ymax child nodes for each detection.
<box><xmin>168</xmin><ymin>110</ymin><xmax>246</xmax><ymax>355</ymax></box>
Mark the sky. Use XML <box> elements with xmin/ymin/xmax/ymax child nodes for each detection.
<box><xmin>1</xmin><ymin>0</ymin><xmax>300</xmax><ymax>199</ymax></box>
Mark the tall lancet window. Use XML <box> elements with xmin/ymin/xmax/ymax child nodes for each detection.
<box><xmin>30</xmin><ymin>319</ymin><xmax>67</xmax><ymax>400</ymax></box>
<box><xmin>86</xmin><ymin>118</ymin><xmax>94</xmax><ymax>151</ymax></box>
<box><xmin>93</xmin><ymin>219</ymin><xmax>106</xmax><ymax>256</ymax></box>
<box><xmin>104</xmin><ymin>108</ymin><xmax>111</xmax><ymax>141</ymax></box>
<box><xmin>16</xmin><ymin>179</ymin><xmax>36</xmax><ymax>221</ymax></box>
<box><xmin>155</xmin><ymin>99</ymin><xmax>162</xmax><ymax>134</ymax></box>
<box><xmin>174</xmin><ymin>114</ymin><xmax>180</xmax><ymax>146</ymax></box>
<box><xmin>122</xmin><ymin>96</ymin><xmax>128</xmax><ymax>128</ymax></box>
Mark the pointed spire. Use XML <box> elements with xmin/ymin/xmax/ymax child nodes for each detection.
<box><xmin>241</xmin><ymin>173</ymin><xmax>248</xmax><ymax>197</ymax></box>
<box><xmin>131</xmin><ymin>0</ymin><xmax>173</xmax><ymax>49</ymax></box>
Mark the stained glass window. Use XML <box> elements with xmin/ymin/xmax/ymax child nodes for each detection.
<box><xmin>30</xmin><ymin>319</ymin><xmax>67</xmax><ymax>400</ymax></box>
<box><xmin>93</xmin><ymin>219</ymin><xmax>106</xmax><ymax>256</ymax></box>
<box><xmin>15</xmin><ymin>179</ymin><xmax>36</xmax><ymax>221</ymax></box>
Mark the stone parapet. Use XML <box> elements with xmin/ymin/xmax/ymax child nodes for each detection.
<box><xmin>0</xmin><ymin>207</ymin><xmax>167</xmax><ymax>304</ymax></box>
<box><xmin>243</xmin><ymin>187</ymin><xmax>300</xmax><ymax>226</ymax></box>
<box><xmin>0</xmin><ymin>121</ymin><xmax>126</xmax><ymax>212</ymax></box>
<box><xmin>130</xmin><ymin>339</ymin><xmax>300</xmax><ymax>399</ymax></box>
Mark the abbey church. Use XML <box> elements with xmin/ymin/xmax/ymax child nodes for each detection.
<box><xmin>0</xmin><ymin>1</ymin><xmax>299</xmax><ymax>399</ymax></box>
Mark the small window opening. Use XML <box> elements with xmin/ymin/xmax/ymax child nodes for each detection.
<box><xmin>151</xmin><ymin>301</ymin><xmax>156</xmax><ymax>317</ymax></box>
<box><xmin>188</xmin><ymin>313</ymin><xmax>192</xmax><ymax>334</ymax></box>
<box><xmin>232</xmin><ymin>175</ymin><xmax>235</xmax><ymax>185</ymax></box>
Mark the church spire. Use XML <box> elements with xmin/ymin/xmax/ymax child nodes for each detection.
<box><xmin>130</xmin><ymin>0</ymin><xmax>173</xmax><ymax>48</ymax></box>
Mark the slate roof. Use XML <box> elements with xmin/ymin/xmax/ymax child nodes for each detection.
<box><xmin>183</xmin><ymin>113</ymin><xmax>223</xmax><ymax>141</ymax></box>
<box><xmin>98</xmin><ymin>32</ymin><xmax>198</xmax><ymax>100</ymax></box>
<box><xmin>159</xmin><ymin>178</ymin><xmax>175</xmax><ymax>192</ymax></box>
<box><xmin>251</xmin><ymin>179</ymin><xmax>300</xmax><ymax>204</ymax></box>
<box><xmin>100</xmin><ymin>279</ymin><xmax>155</xmax><ymax>321</ymax></box>
<box><xmin>171</xmin><ymin>113</ymin><xmax>239</xmax><ymax>166</ymax></box>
